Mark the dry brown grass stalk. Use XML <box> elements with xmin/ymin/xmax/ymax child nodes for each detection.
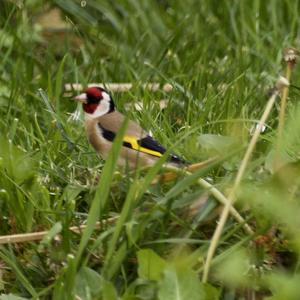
<box><xmin>152</xmin><ymin>162</ymin><xmax>254</xmax><ymax>235</ymax></box>
<box><xmin>65</xmin><ymin>83</ymin><xmax>173</xmax><ymax>93</ymax></box>
<box><xmin>151</xmin><ymin>157</ymin><xmax>218</xmax><ymax>184</ymax></box>
<box><xmin>202</xmin><ymin>76</ymin><xmax>288</xmax><ymax>283</ymax></box>
<box><xmin>275</xmin><ymin>48</ymin><xmax>298</xmax><ymax>170</ymax></box>
<box><xmin>0</xmin><ymin>217</ymin><xmax>118</xmax><ymax>245</ymax></box>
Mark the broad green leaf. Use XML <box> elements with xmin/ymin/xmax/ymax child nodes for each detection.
<box><xmin>200</xmin><ymin>283</ymin><xmax>220</xmax><ymax>300</ymax></box>
<box><xmin>122</xmin><ymin>278</ymin><xmax>157</xmax><ymax>300</ymax></box>
<box><xmin>56</xmin><ymin>184</ymin><xmax>84</xmax><ymax>212</ymax></box>
<box><xmin>75</xmin><ymin>267</ymin><xmax>102</xmax><ymax>299</ymax></box>
<box><xmin>0</xmin><ymin>136</ymin><xmax>36</xmax><ymax>230</ymax></box>
<box><xmin>264</xmin><ymin>273</ymin><xmax>300</xmax><ymax>300</ymax></box>
<box><xmin>102</xmin><ymin>280</ymin><xmax>118</xmax><ymax>300</ymax></box>
<box><xmin>214</xmin><ymin>248</ymin><xmax>250</xmax><ymax>288</ymax></box>
<box><xmin>0</xmin><ymin>135</ymin><xmax>35</xmax><ymax>183</ymax></box>
<box><xmin>137</xmin><ymin>249</ymin><xmax>166</xmax><ymax>281</ymax></box>
<box><xmin>158</xmin><ymin>265</ymin><xmax>205</xmax><ymax>300</ymax></box>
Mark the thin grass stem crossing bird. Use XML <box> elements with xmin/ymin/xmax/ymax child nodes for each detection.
<box><xmin>74</xmin><ymin>86</ymin><xmax>185</xmax><ymax>169</ymax></box>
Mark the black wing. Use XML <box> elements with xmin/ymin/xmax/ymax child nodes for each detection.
<box><xmin>138</xmin><ymin>135</ymin><xmax>186</xmax><ymax>164</ymax></box>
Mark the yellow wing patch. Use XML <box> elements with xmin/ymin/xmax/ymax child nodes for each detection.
<box><xmin>123</xmin><ymin>135</ymin><xmax>163</xmax><ymax>157</ymax></box>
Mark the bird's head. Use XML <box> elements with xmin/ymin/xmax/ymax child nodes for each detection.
<box><xmin>74</xmin><ymin>86</ymin><xmax>115</xmax><ymax>117</ymax></box>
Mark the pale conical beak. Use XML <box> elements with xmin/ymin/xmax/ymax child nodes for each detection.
<box><xmin>73</xmin><ymin>93</ymin><xmax>88</xmax><ymax>103</ymax></box>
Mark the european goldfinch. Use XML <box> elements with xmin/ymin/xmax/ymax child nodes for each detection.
<box><xmin>74</xmin><ymin>86</ymin><xmax>185</xmax><ymax>169</ymax></box>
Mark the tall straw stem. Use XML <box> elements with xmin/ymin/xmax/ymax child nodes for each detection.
<box><xmin>275</xmin><ymin>62</ymin><xmax>293</xmax><ymax>169</ymax></box>
<box><xmin>202</xmin><ymin>82</ymin><xmax>284</xmax><ymax>283</ymax></box>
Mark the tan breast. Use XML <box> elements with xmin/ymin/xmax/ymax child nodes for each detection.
<box><xmin>84</xmin><ymin>118</ymin><xmax>111</xmax><ymax>160</ymax></box>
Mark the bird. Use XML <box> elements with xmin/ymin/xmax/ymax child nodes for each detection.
<box><xmin>73</xmin><ymin>86</ymin><xmax>186</xmax><ymax>169</ymax></box>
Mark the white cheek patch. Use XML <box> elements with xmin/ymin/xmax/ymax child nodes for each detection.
<box><xmin>86</xmin><ymin>98</ymin><xmax>110</xmax><ymax>119</ymax></box>
<box><xmin>97</xmin><ymin>99</ymin><xmax>110</xmax><ymax>115</ymax></box>
<box><xmin>102</xmin><ymin>91</ymin><xmax>111</xmax><ymax>102</ymax></box>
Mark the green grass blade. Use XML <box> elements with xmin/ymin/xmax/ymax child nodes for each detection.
<box><xmin>38</xmin><ymin>88</ymin><xmax>75</xmax><ymax>149</ymax></box>
<box><xmin>74</xmin><ymin>118</ymin><xmax>129</xmax><ymax>265</ymax></box>
<box><xmin>0</xmin><ymin>248</ymin><xmax>38</xmax><ymax>298</ymax></box>
<box><xmin>54</xmin><ymin>54</ymin><xmax>68</xmax><ymax>113</ymax></box>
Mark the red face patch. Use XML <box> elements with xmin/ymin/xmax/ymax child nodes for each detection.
<box><xmin>86</xmin><ymin>87</ymin><xmax>102</xmax><ymax>99</ymax></box>
<box><xmin>83</xmin><ymin>103</ymin><xmax>99</xmax><ymax>114</ymax></box>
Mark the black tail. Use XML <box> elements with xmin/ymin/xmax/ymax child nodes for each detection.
<box><xmin>168</xmin><ymin>153</ymin><xmax>188</xmax><ymax>165</ymax></box>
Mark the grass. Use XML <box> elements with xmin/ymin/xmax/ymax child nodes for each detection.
<box><xmin>1</xmin><ymin>0</ymin><xmax>300</xmax><ymax>299</ymax></box>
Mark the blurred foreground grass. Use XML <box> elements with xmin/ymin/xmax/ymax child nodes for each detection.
<box><xmin>1</xmin><ymin>1</ymin><xmax>300</xmax><ymax>299</ymax></box>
